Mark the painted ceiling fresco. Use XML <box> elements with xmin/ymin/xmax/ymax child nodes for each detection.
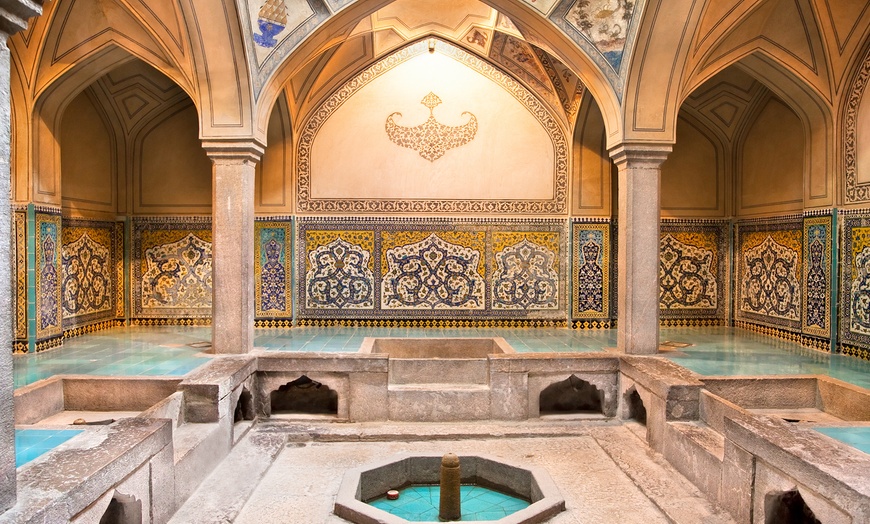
<box><xmin>240</xmin><ymin>0</ymin><xmax>642</xmax><ymax>97</ymax></box>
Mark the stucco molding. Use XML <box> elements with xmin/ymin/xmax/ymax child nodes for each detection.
<box><xmin>844</xmin><ymin>45</ymin><xmax>870</xmax><ymax>204</ymax></box>
<box><xmin>295</xmin><ymin>38</ymin><xmax>568</xmax><ymax>215</ymax></box>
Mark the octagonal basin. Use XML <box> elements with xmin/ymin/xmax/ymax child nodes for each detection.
<box><xmin>335</xmin><ymin>453</ymin><xmax>564</xmax><ymax>524</ymax></box>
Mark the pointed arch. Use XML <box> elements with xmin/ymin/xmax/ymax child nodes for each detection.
<box><xmin>28</xmin><ymin>44</ymin><xmax>198</xmax><ymax>207</ymax></box>
<box><xmin>253</xmin><ymin>0</ymin><xmax>620</xmax><ymax>147</ymax></box>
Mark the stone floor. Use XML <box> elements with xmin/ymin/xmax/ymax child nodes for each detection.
<box><xmin>215</xmin><ymin>421</ymin><xmax>735</xmax><ymax>524</ymax></box>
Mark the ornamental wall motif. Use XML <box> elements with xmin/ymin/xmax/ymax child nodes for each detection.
<box><xmin>36</xmin><ymin>212</ymin><xmax>63</xmax><ymax>343</ymax></box>
<box><xmin>61</xmin><ymin>219</ymin><xmax>124</xmax><ymax>331</ymax></box>
<box><xmin>296</xmin><ymin>217</ymin><xmax>566</xmax><ymax>322</ymax></box>
<box><xmin>296</xmin><ymin>40</ymin><xmax>568</xmax><ymax>215</ymax></box>
<box><xmin>132</xmin><ymin>218</ymin><xmax>213</xmax><ymax>319</ymax></box>
<box><xmin>840</xmin><ymin>212</ymin><xmax>870</xmax><ymax>353</ymax></box>
<box><xmin>255</xmin><ymin>220</ymin><xmax>293</xmax><ymax>319</ymax></box>
<box><xmin>659</xmin><ymin>222</ymin><xmax>728</xmax><ymax>323</ymax></box>
<box><xmin>735</xmin><ymin>218</ymin><xmax>803</xmax><ymax>331</ymax></box>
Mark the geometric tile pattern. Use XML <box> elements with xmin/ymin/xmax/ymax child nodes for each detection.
<box><xmin>61</xmin><ymin>219</ymin><xmax>123</xmax><ymax>330</ymax></box>
<box><xmin>736</xmin><ymin>217</ymin><xmax>803</xmax><ymax>331</ymax></box>
<box><xmin>297</xmin><ymin>217</ymin><xmax>566</xmax><ymax>322</ymax></box>
<box><xmin>35</xmin><ymin>212</ymin><xmax>62</xmax><ymax>344</ymax></box>
<box><xmin>571</xmin><ymin>221</ymin><xmax>610</xmax><ymax>322</ymax></box>
<box><xmin>255</xmin><ymin>220</ymin><xmax>293</xmax><ymax>319</ymax></box>
<box><xmin>131</xmin><ymin>217</ymin><xmax>212</xmax><ymax>319</ymax></box>
<box><xmin>802</xmin><ymin>215</ymin><xmax>832</xmax><ymax>339</ymax></box>
<box><xmin>660</xmin><ymin>221</ymin><xmax>728</xmax><ymax>322</ymax></box>
<box><xmin>14</xmin><ymin>210</ymin><xmax>27</xmax><ymax>348</ymax></box>
<box><xmin>304</xmin><ymin>229</ymin><xmax>375</xmax><ymax>311</ymax></box>
<box><xmin>491</xmin><ymin>233</ymin><xmax>559</xmax><ymax>310</ymax></box>
<box><xmin>839</xmin><ymin>211</ymin><xmax>870</xmax><ymax>353</ymax></box>
<box><xmin>382</xmin><ymin>232</ymin><xmax>485</xmax><ymax>310</ymax></box>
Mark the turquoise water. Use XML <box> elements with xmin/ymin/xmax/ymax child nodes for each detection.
<box><xmin>14</xmin><ymin>325</ymin><xmax>870</xmax><ymax>393</ymax></box>
<box><xmin>15</xmin><ymin>429</ymin><xmax>83</xmax><ymax>467</ymax></box>
<box><xmin>815</xmin><ymin>427</ymin><xmax>870</xmax><ymax>455</ymax></box>
<box><xmin>661</xmin><ymin>327</ymin><xmax>870</xmax><ymax>390</ymax></box>
<box><xmin>14</xmin><ymin>327</ymin><xmax>211</xmax><ymax>388</ymax></box>
<box><xmin>368</xmin><ymin>484</ymin><xmax>530</xmax><ymax>522</ymax></box>
<box><xmin>256</xmin><ymin>326</ymin><xmax>612</xmax><ymax>353</ymax></box>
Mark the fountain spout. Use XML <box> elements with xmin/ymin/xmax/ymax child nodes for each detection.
<box><xmin>439</xmin><ymin>453</ymin><xmax>461</xmax><ymax>521</ymax></box>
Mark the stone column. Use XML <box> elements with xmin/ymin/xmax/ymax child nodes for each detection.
<box><xmin>203</xmin><ymin>140</ymin><xmax>264</xmax><ymax>354</ymax></box>
<box><xmin>609</xmin><ymin>144</ymin><xmax>671</xmax><ymax>355</ymax></box>
<box><xmin>0</xmin><ymin>1</ymin><xmax>44</xmax><ymax>512</ymax></box>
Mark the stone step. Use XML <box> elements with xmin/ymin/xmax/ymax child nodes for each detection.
<box><xmin>388</xmin><ymin>383</ymin><xmax>491</xmax><ymax>422</ymax></box>
<box><xmin>597</xmin><ymin>422</ymin><xmax>735</xmax><ymax>524</ymax></box>
<box><xmin>168</xmin><ymin>429</ymin><xmax>286</xmax><ymax>524</ymax></box>
<box><xmin>388</xmin><ymin>357</ymin><xmax>489</xmax><ymax>385</ymax></box>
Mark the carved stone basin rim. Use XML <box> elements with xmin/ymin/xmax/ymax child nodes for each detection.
<box><xmin>334</xmin><ymin>452</ymin><xmax>565</xmax><ymax>524</ymax></box>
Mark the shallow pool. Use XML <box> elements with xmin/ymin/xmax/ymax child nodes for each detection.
<box><xmin>814</xmin><ymin>427</ymin><xmax>870</xmax><ymax>456</ymax></box>
<box><xmin>368</xmin><ymin>484</ymin><xmax>530</xmax><ymax>522</ymax></box>
<box><xmin>15</xmin><ymin>429</ymin><xmax>83</xmax><ymax>467</ymax></box>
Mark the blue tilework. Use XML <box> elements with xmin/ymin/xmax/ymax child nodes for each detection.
<box><xmin>13</xmin><ymin>326</ymin><xmax>211</xmax><ymax>388</ymax></box>
<box><xmin>368</xmin><ymin>484</ymin><xmax>530</xmax><ymax>521</ymax></box>
<box><xmin>815</xmin><ymin>427</ymin><xmax>870</xmax><ymax>456</ymax></box>
<box><xmin>15</xmin><ymin>429</ymin><xmax>83</xmax><ymax>467</ymax></box>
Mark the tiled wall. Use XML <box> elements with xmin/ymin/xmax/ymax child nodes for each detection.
<box><xmin>255</xmin><ymin>218</ymin><xmax>293</xmax><ymax>324</ymax></box>
<box><xmin>803</xmin><ymin>214</ymin><xmax>832</xmax><ymax>345</ymax></box>
<box><xmin>840</xmin><ymin>211</ymin><xmax>870</xmax><ymax>359</ymax></box>
<box><xmin>35</xmin><ymin>211</ymin><xmax>63</xmax><ymax>349</ymax></box>
<box><xmin>660</xmin><ymin>220</ymin><xmax>729</xmax><ymax>325</ymax></box>
<box><xmin>61</xmin><ymin>219</ymin><xmax>125</xmax><ymax>335</ymax></box>
<box><xmin>131</xmin><ymin>217</ymin><xmax>213</xmax><ymax>321</ymax></box>
<box><xmin>13</xmin><ymin>209</ymin><xmax>27</xmax><ymax>353</ymax></box>
<box><xmin>735</xmin><ymin>216</ymin><xmax>804</xmax><ymax>334</ymax></box>
<box><xmin>6</xmin><ymin>210</ymin><xmax>855</xmax><ymax>360</ymax></box>
<box><xmin>297</xmin><ymin>217</ymin><xmax>568</xmax><ymax>326</ymax></box>
<box><xmin>571</xmin><ymin>219</ymin><xmax>613</xmax><ymax>328</ymax></box>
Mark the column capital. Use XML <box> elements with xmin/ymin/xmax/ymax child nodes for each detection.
<box><xmin>202</xmin><ymin>139</ymin><xmax>265</xmax><ymax>163</ymax></box>
<box><xmin>608</xmin><ymin>142</ymin><xmax>672</xmax><ymax>169</ymax></box>
<box><xmin>0</xmin><ymin>0</ymin><xmax>43</xmax><ymax>41</ymax></box>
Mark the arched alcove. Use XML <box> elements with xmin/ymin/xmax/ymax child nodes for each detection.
<box><xmin>99</xmin><ymin>492</ymin><xmax>142</xmax><ymax>524</ymax></box>
<box><xmin>764</xmin><ymin>489</ymin><xmax>821</xmax><ymax>524</ymax></box>
<box><xmin>738</xmin><ymin>96</ymin><xmax>804</xmax><ymax>215</ymax></box>
<box><xmin>539</xmin><ymin>375</ymin><xmax>604</xmax><ymax>416</ymax></box>
<box><xmin>234</xmin><ymin>387</ymin><xmax>254</xmax><ymax>424</ymax></box>
<box><xmin>269</xmin><ymin>375</ymin><xmax>338</xmax><ymax>416</ymax></box>
<box><xmin>625</xmin><ymin>388</ymin><xmax>647</xmax><ymax>425</ymax></box>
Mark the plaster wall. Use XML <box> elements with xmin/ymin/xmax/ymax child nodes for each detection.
<box><xmin>857</xmin><ymin>92</ymin><xmax>870</xmax><ymax>186</ymax></box>
<box><xmin>137</xmin><ymin>104</ymin><xmax>211</xmax><ymax>214</ymax></box>
<box><xmin>738</xmin><ymin>98</ymin><xmax>804</xmax><ymax>216</ymax></box>
<box><xmin>308</xmin><ymin>51</ymin><xmax>555</xmax><ymax>203</ymax></box>
<box><xmin>572</xmin><ymin>94</ymin><xmax>612</xmax><ymax>217</ymax></box>
<box><xmin>661</xmin><ymin>116</ymin><xmax>723</xmax><ymax>218</ymax></box>
<box><xmin>60</xmin><ymin>92</ymin><xmax>115</xmax><ymax>216</ymax></box>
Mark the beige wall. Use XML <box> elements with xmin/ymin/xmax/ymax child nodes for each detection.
<box><xmin>307</xmin><ymin>51</ymin><xmax>556</xmax><ymax>204</ymax></box>
<box><xmin>661</xmin><ymin>114</ymin><xmax>726</xmax><ymax>218</ymax></box>
<box><xmin>256</xmin><ymin>98</ymin><xmax>293</xmax><ymax>215</ymax></box>
<box><xmin>135</xmin><ymin>102</ymin><xmax>212</xmax><ymax>214</ymax></box>
<box><xmin>737</xmin><ymin>97</ymin><xmax>804</xmax><ymax>216</ymax></box>
<box><xmin>61</xmin><ymin>91</ymin><xmax>116</xmax><ymax>217</ymax></box>
<box><xmin>572</xmin><ymin>93</ymin><xmax>613</xmax><ymax>217</ymax></box>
